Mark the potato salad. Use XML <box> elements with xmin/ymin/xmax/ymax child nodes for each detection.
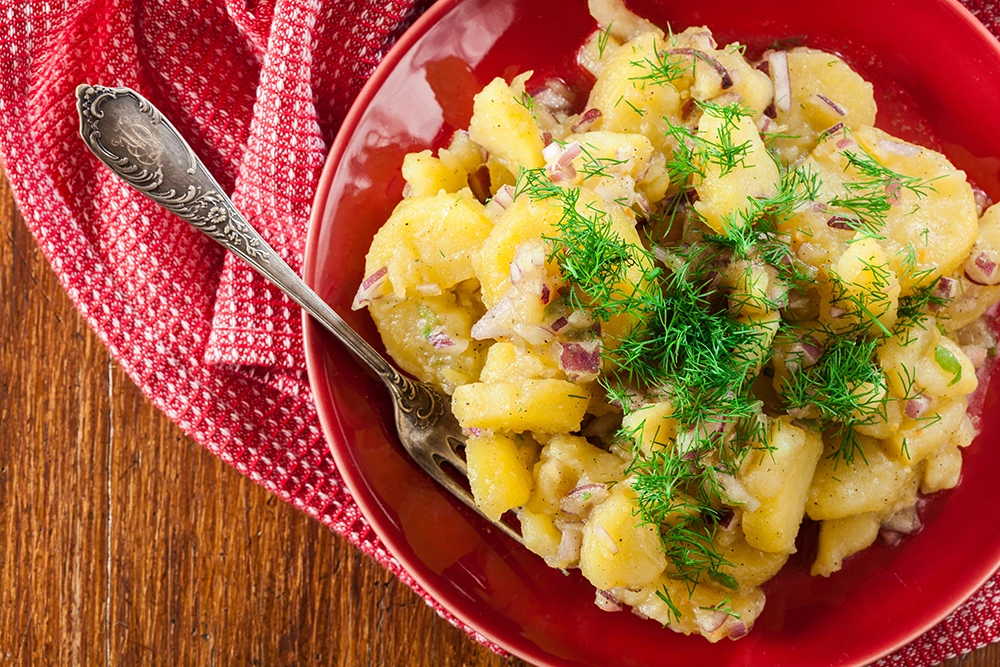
<box><xmin>354</xmin><ymin>0</ymin><xmax>1000</xmax><ymax>642</ymax></box>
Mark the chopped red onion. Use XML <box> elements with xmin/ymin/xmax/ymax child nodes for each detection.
<box><xmin>718</xmin><ymin>508</ymin><xmax>741</xmax><ymax>531</ymax></box>
<box><xmin>905</xmin><ymin>394</ymin><xmax>931</xmax><ymax>419</ymax></box>
<box><xmin>877</xmin><ymin>138</ymin><xmax>922</xmax><ymax>157</ymax></box>
<box><xmin>717</xmin><ymin>473</ymin><xmax>760</xmax><ymax>512</ymax></box>
<box><xmin>471</xmin><ymin>296</ymin><xmax>516</xmax><ymax>340</ymax></box>
<box><xmin>966</xmin><ymin>251</ymin><xmax>1000</xmax><ymax>285</ymax></box>
<box><xmin>556</xmin><ymin>524</ymin><xmax>583</xmax><ymax>564</ymax></box>
<box><xmin>668</xmin><ymin>48</ymin><xmax>733</xmax><ymax>89</ymax></box>
<box><xmin>415</xmin><ymin>283</ymin><xmax>442</xmax><ymax>296</ymax></box>
<box><xmin>534</xmin><ymin>78</ymin><xmax>575</xmax><ymax>113</ymax></box>
<box><xmin>550</xmin><ymin>316</ymin><xmax>568</xmax><ymax>332</ymax></box>
<box><xmin>464</xmin><ymin>427</ymin><xmax>487</xmax><ymax>437</ymax></box>
<box><xmin>560</xmin><ymin>483</ymin><xmax>609</xmax><ymax>515</ymax></box>
<box><xmin>829</xmin><ymin>305</ymin><xmax>847</xmax><ymax>318</ymax></box>
<box><xmin>545</xmin><ymin>141</ymin><xmax>582</xmax><ymax>184</ymax></box>
<box><xmin>484</xmin><ymin>184</ymin><xmax>516</xmax><ymax>221</ymax></box>
<box><xmin>540</xmin><ymin>283</ymin><xmax>551</xmax><ymax>305</ymax></box>
<box><xmin>696</xmin><ymin>609</ymin><xmax>729</xmax><ymax>634</ymax></box>
<box><xmin>594</xmin><ymin>524</ymin><xmax>619</xmax><ymax>555</ymax></box>
<box><xmin>789</xmin><ymin>339</ymin><xmax>823</xmax><ymax>368</ymax></box>
<box><xmin>633</xmin><ymin>193</ymin><xmax>652</xmax><ymax>217</ymax></box>
<box><xmin>595</xmin><ymin>590</ymin><xmax>623</xmax><ymax>613</ymax></box>
<box><xmin>572</xmin><ymin>108</ymin><xmax>602</xmax><ymax>133</ymax></box>
<box><xmin>827</xmin><ymin>215</ymin><xmax>854</xmax><ymax>230</ymax></box>
<box><xmin>822</xmin><ymin>121</ymin><xmax>845</xmax><ymax>138</ymax></box>
<box><xmin>542</xmin><ymin>142</ymin><xmax>563</xmax><ymax>163</ymax></box>
<box><xmin>815</xmin><ymin>93</ymin><xmax>846</xmax><ymax>116</ymax></box>
<box><xmin>964</xmin><ymin>345</ymin><xmax>988</xmax><ymax>369</ymax></box>
<box><xmin>352</xmin><ymin>265</ymin><xmax>391</xmax><ymax>310</ymax></box>
<box><xmin>726</xmin><ymin>620</ymin><xmax>749</xmax><ymax>640</ymax></box>
<box><xmin>468</xmin><ymin>163</ymin><xmax>491</xmax><ymax>203</ymax></box>
<box><xmin>558</xmin><ymin>141</ymin><xmax>583</xmax><ymax>165</ymax></box>
<box><xmin>756</xmin><ymin>115</ymin><xmax>774</xmax><ymax>134</ymax></box>
<box><xmin>426</xmin><ymin>329</ymin><xmax>469</xmax><ymax>354</ymax></box>
<box><xmin>560</xmin><ymin>340</ymin><xmax>602</xmax><ymax>381</ymax></box>
<box><xmin>880</xmin><ymin>529</ymin><xmax>903</xmax><ymax>547</ymax></box>
<box><xmin>882</xmin><ymin>505</ymin><xmax>922</xmax><ymax>534</ymax></box>
<box><xmin>936</xmin><ymin>276</ymin><xmax>959</xmax><ymax>299</ymax></box>
<box><xmin>767</xmin><ymin>50</ymin><xmax>791</xmax><ymax>113</ymax></box>
<box><xmin>836</xmin><ymin>136</ymin><xmax>855</xmax><ymax>150</ymax></box>
<box><xmin>973</xmin><ymin>186</ymin><xmax>994</xmax><ymax>216</ymax></box>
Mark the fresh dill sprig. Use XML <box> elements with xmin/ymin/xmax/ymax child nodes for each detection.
<box><xmin>515</xmin><ymin>89</ymin><xmax>536</xmax><ymax>115</ymax></box>
<box><xmin>629</xmin><ymin>46</ymin><xmax>692</xmax><ymax>89</ymax></box>
<box><xmin>664</xmin><ymin>101</ymin><xmax>755</xmax><ymax>183</ymax></box>
<box><xmin>598</xmin><ymin>22</ymin><xmax>614</xmax><ymax>58</ymax></box>
<box><xmin>780</xmin><ymin>335</ymin><xmax>887</xmax><ymax>465</ymax></box>
<box><xmin>827</xmin><ymin>148</ymin><xmax>940</xmax><ymax>240</ymax></box>
<box><xmin>577</xmin><ymin>143</ymin><xmax>631</xmax><ymax>180</ymax></box>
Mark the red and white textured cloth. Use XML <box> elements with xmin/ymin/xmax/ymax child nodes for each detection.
<box><xmin>1</xmin><ymin>0</ymin><xmax>999</xmax><ymax>663</ymax></box>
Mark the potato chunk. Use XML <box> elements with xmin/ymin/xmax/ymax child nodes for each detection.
<box><xmin>770</xmin><ymin>48</ymin><xmax>877</xmax><ymax>164</ymax></box>
<box><xmin>529</xmin><ymin>434</ymin><xmax>626</xmax><ymax>514</ymax></box>
<box><xmin>451</xmin><ymin>379</ymin><xmax>590</xmax><ymax>433</ymax></box>
<box><xmin>693</xmin><ymin>110</ymin><xmax>779</xmax><ymax>235</ymax></box>
<box><xmin>469</xmin><ymin>73</ymin><xmax>545</xmax><ymax>174</ymax></box>
<box><xmin>369</xmin><ymin>290</ymin><xmax>486</xmax><ymax>394</ymax></box>
<box><xmin>466</xmin><ymin>433</ymin><xmax>540</xmax><ymax>521</ymax></box>
<box><xmin>811</xmin><ymin>513</ymin><xmax>880</xmax><ymax>577</ymax></box>
<box><xmin>401</xmin><ymin>149</ymin><xmax>468</xmax><ymax>196</ymax></box>
<box><xmin>740</xmin><ymin>418</ymin><xmax>823</xmax><ymax>554</ymax></box>
<box><xmin>807</xmin><ymin>436</ymin><xmax>916</xmax><ymax>520</ymax></box>
<box><xmin>580</xmin><ymin>484</ymin><xmax>667</xmax><ymax>590</ymax></box>
<box><xmin>364</xmin><ymin>191</ymin><xmax>493</xmax><ymax>298</ymax></box>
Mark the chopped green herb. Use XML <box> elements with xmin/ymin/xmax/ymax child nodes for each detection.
<box><xmin>934</xmin><ymin>345</ymin><xmax>963</xmax><ymax>386</ymax></box>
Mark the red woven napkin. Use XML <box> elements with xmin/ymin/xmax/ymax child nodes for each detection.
<box><xmin>1</xmin><ymin>0</ymin><xmax>998</xmax><ymax>663</ymax></box>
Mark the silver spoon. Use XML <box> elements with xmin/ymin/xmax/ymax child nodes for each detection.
<box><xmin>75</xmin><ymin>84</ymin><xmax>521</xmax><ymax>544</ymax></box>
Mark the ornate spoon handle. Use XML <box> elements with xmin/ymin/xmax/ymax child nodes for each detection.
<box><xmin>75</xmin><ymin>84</ymin><xmax>442</xmax><ymax>425</ymax></box>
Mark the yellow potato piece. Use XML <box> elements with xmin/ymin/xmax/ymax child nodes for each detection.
<box><xmin>740</xmin><ymin>418</ymin><xmax>824</xmax><ymax>554</ymax></box>
<box><xmin>694</xmin><ymin>111</ymin><xmax>779</xmax><ymax>235</ymax></box>
<box><xmin>716</xmin><ymin>529</ymin><xmax>790</xmax><ymax>588</ymax></box>
<box><xmin>586</xmin><ymin>32</ymin><xmax>687</xmax><ymax>154</ymax></box>
<box><xmin>859</xmin><ymin>127</ymin><xmax>977</xmax><ymax>292</ymax></box>
<box><xmin>365</xmin><ymin>191</ymin><xmax>493</xmax><ymax>297</ymax></box>
<box><xmin>771</xmin><ymin>48</ymin><xmax>877</xmax><ymax>164</ymax></box>
<box><xmin>466</xmin><ymin>433</ymin><xmax>539</xmax><ymax>521</ymax></box>
<box><xmin>620</xmin><ymin>400</ymin><xmax>677</xmax><ymax>457</ymax></box>
<box><xmin>401</xmin><ymin>149</ymin><xmax>468</xmax><ymax>196</ymax></box>
<box><xmin>369</xmin><ymin>291</ymin><xmax>486</xmax><ymax>395</ymax></box>
<box><xmin>469</xmin><ymin>73</ymin><xmax>545</xmax><ymax>175</ymax></box>
<box><xmin>811</xmin><ymin>513</ymin><xmax>880</xmax><ymax>577</ymax></box>
<box><xmin>580</xmin><ymin>484</ymin><xmax>667</xmax><ymax>591</ymax></box>
<box><xmin>451</xmin><ymin>379</ymin><xmax>590</xmax><ymax>433</ymax></box>
<box><xmin>528</xmin><ymin>434</ymin><xmax>625</xmax><ymax>515</ymax></box>
<box><xmin>807</xmin><ymin>436</ymin><xmax>916</xmax><ymax>520</ymax></box>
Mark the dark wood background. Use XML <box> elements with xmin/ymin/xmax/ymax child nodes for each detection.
<box><xmin>1</xmin><ymin>166</ymin><xmax>996</xmax><ymax>666</ymax></box>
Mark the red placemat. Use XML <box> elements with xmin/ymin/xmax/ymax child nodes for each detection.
<box><xmin>1</xmin><ymin>0</ymin><xmax>998</xmax><ymax>663</ymax></box>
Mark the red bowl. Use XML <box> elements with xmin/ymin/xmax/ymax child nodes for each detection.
<box><xmin>303</xmin><ymin>1</ymin><xmax>1000</xmax><ymax>665</ymax></box>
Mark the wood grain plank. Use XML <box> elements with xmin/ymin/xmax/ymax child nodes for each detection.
<box><xmin>0</xmin><ymin>170</ymin><xmax>111</xmax><ymax>664</ymax></box>
<box><xmin>1</xmin><ymin>162</ymin><xmax>998</xmax><ymax>666</ymax></box>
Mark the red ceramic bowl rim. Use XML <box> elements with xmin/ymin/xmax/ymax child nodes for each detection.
<box><xmin>303</xmin><ymin>2</ymin><xmax>1000</xmax><ymax>664</ymax></box>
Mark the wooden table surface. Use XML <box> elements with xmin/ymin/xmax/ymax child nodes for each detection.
<box><xmin>1</xmin><ymin>165</ymin><xmax>998</xmax><ymax>667</ymax></box>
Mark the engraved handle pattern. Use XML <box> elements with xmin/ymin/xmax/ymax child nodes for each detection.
<box><xmin>75</xmin><ymin>84</ymin><xmax>444</xmax><ymax>428</ymax></box>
